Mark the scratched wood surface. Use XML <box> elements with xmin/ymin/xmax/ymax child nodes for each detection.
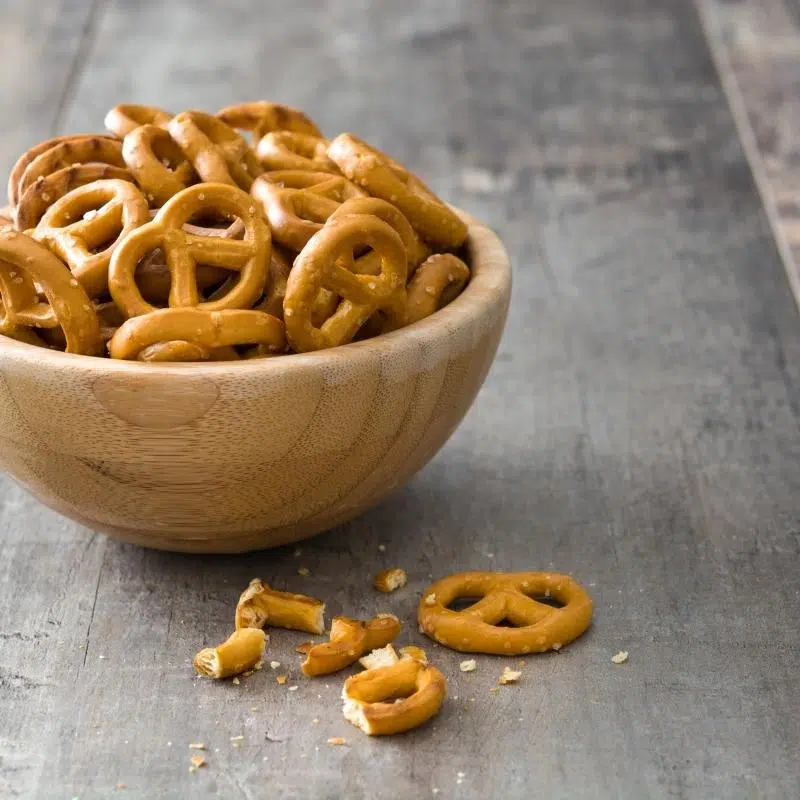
<box><xmin>1</xmin><ymin>0</ymin><xmax>799</xmax><ymax>798</ymax></box>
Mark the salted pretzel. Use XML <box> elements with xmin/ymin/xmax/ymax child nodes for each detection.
<box><xmin>16</xmin><ymin>136</ymin><xmax>126</xmax><ymax>202</ymax></box>
<box><xmin>406</xmin><ymin>253</ymin><xmax>470</xmax><ymax>325</ymax></box>
<box><xmin>193</xmin><ymin>628</ymin><xmax>267</xmax><ymax>680</ymax></box>
<box><xmin>301</xmin><ymin>614</ymin><xmax>402</xmax><ymax>677</ymax></box>
<box><xmin>217</xmin><ymin>101</ymin><xmax>323</xmax><ymax>142</ymax></box>
<box><xmin>104</xmin><ymin>104</ymin><xmax>172</xmax><ymax>138</ymax></box>
<box><xmin>251</xmin><ymin>170</ymin><xmax>364</xmax><ymax>252</ymax></box>
<box><xmin>283</xmin><ymin>214</ymin><xmax>407</xmax><ymax>352</ymax></box>
<box><xmin>0</xmin><ymin>231</ymin><xmax>103</xmax><ymax>354</ymax></box>
<box><xmin>122</xmin><ymin>124</ymin><xmax>196</xmax><ymax>205</ymax></box>
<box><xmin>109</xmin><ymin>183</ymin><xmax>270</xmax><ymax>317</ymax></box>
<box><xmin>418</xmin><ymin>572</ymin><xmax>593</xmax><ymax>655</ymax></box>
<box><xmin>342</xmin><ymin>655</ymin><xmax>447</xmax><ymax>736</ymax></box>
<box><xmin>235</xmin><ymin>578</ymin><xmax>325</xmax><ymax>635</ymax></box>
<box><xmin>15</xmin><ymin>163</ymin><xmax>135</xmax><ymax>231</ymax></box>
<box><xmin>252</xmin><ymin>245</ymin><xmax>293</xmax><ymax>319</ymax></box>
<box><xmin>33</xmin><ymin>179</ymin><xmax>150</xmax><ymax>299</ymax></box>
<box><xmin>136</xmin><ymin>341</ymin><xmax>241</xmax><ymax>363</ymax></box>
<box><xmin>256</xmin><ymin>131</ymin><xmax>338</xmax><ymax>174</ymax></box>
<box><xmin>168</xmin><ymin>111</ymin><xmax>262</xmax><ymax>190</ymax></box>
<box><xmin>328</xmin><ymin>133</ymin><xmax>467</xmax><ymax>249</ymax></box>
<box><xmin>108</xmin><ymin>308</ymin><xmax>284</xmax><ymax>361</ymax></box>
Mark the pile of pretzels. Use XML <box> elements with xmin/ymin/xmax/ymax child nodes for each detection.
<box><xmin>0</xmin><ymin>102</ymin><xmax>471</xmax><ymax>361</ymax></box>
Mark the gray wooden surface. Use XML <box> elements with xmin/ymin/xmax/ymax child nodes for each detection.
<box><xmin>1</xmin><ymin>0</ymin><xmax>799</xmax><ymax>798</ymax></box>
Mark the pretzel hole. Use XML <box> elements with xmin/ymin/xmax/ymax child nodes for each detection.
<box><xmin>525</xmin><ymin>595</ymin><xmax>565</xmax><ymax>609</ymax></box>
<box><xmin>446</xmin><ymin>597</ymin><xmax>484</xmax><ymax>612</ymax></box>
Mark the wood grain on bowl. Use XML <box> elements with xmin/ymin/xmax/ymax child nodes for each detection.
<box><xmin>0</xmin><ymin>211</ymin><xmax>510</xmax><ymax>552</ymax></box>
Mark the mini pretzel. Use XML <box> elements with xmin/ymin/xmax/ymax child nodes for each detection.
<box><xmin>301</xmin><ymin>614</ymin><xmax>402</xmax><ymax>677</ymax></box>
<box><xmin>137</xmin><ymin>341</ymin><xmax>241</xmax><ymax>363</ymax></box>
<box><xmin>17</xmin><ymin>136</ymin><xmax>126</xmax><ymax>201</ymax></box>
<box><xmin>328</xmin><ymin>133</ymin><xmax>467</xmax><ymax>249</ymax></box>
<box><xmin>122</xmin><ymin>124</ymin><xmax>196</xmax><ymax>206</ymax></box>
<box><xmin>217</xmin><ymin>101</ymin><xmax>323</xmax><ymax>142</ymax></box>
<box><xmin>33</xmin><ymin>179</ymin><xmax>150</xmax><ymax>298</ymax></box>
<box><xmin>342</xmin><ymin>656</ymin><xmax>447</xmax><ymax>736</ymax></box>
<box><xmin>193</xmin><ymin>628</ymin><xmax>267</xmax><ymax>679</ymax></box>
<box><xmin>251</xmin><ymin>170</ymin><xmax>364</xmax><ymax>252</ymax></box>
<box><xmin>418</xmin><ymin>572</ymin><xmax>593</xmax><ymax>655</ymax></box>
<box><xmin>15</xmin><ymin>163</ymin><xmax>135</xmax><ymax>231</ymax></box>
<box><xmin>104</xmin><ymin>104</ymin><xmax>173</xmax><ymax>138</ymax></box>
<box><xmin>168</xmin><ymin>111</ymin><xmax>262</xmax><ymax>190</ymax></box>
<box><xmin>254</xmin><ymin>245</ymin><xmax>293</xmax><ymax>319</ymax></box>
<box><xmin>283</xmin><ymin>214</ymin><xmax>407</xmax><ymax>352</ymax></box>
<box><xmin>0</xmin><ymin>231</ymin><xmax>103</xmax><ymax>354</ymax></box>
<box><xmin>109</xmin><ymin>183</ymin><xmax>270</xmax><ymax>317</ymax></box>
<box><xmin>235</xmin><ymin>578</ymin><xmax>325</xmax><ymax>635</ymax></box>
<box><xmin>108</xmin><ymin>308</ymin><xmax>284</xmax><ymax>360</ymax></box>
<box><xmin>256</xmin><ymin>132</ymin><xmax>338</xmax><ymax>174</ymax></box>
<box><xmin>406</xmin><ymin>253</ymin><xmax>470</xmax><ymax>325</ymax></box>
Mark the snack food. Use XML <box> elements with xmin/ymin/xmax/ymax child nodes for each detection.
<box><xmin>417</xmin><ymin>571</ymin><xmax>593</xmax><ymax>655</ymax></box>
<box><xmin>193</xmin><ymin>628</ymin><xmax>267</xmax><ymax>679</ymax></box>
<box><xmin>217</xmin><ymin>101</ymin><xmax>323</xmax><ymax>142</ymax></box>
<box><xmin>235</xmin><ymin>578</ymin><xmax>325</xmax><ymax>634</ymax></box>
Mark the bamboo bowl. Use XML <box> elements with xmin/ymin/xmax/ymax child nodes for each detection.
<box><xmin>0</xmin><ymin>211</ymin><xmax>511</xmax><ymax>553</ymax></box>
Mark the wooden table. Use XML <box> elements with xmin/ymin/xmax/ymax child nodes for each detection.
<box><xmin>1</xmin><ymin>1</ymin><xmax>798</xmax><ymax>797</ymax></box>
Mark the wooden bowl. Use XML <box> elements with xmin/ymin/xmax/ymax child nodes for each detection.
<box><xmin>0</xmin><ymin>211</ymin><xmax>511</xmax><ymax>552</ymax></box>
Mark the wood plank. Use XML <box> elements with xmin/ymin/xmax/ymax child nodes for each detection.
<box><xmin>1</xmin><ymin>0</ymin><xmax>799</xmax><ymax>797</ymax></box>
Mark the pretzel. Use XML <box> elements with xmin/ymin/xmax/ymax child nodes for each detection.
<box><xmin>16</xmin><ymin>136</ymin><xmax>126</xmax><ymax>201</ymax></box>
<box><xmin>373</xmin><ymin>567</ymin><xmax>408</xmax><ymax>593</ymax></box>
<box><xmin>283</xmin><ymin>214</ymin><xmax>407</xmax><ymax>352</ymax></box>
<box><xmin>33</xmin><ymin>179</ymin><xmax>150</xmax><ymax>298</ymax></box>
<box><xmin>217</xmin><ymin>101</ymin><xmax>323</xmax><ymax>142</ymax></box>
<box><xmin>418</xmin><ymin>572</ymin><xmax>593</xmax><ymax>655</ymax></box>
<box><xmin>137</xmin><ymin>341</ymin><xmax>241</xmax><ymax>362</ymax></box>
<box><xmin>328</xmin><ymin>133</ymin><xmax>467</xmax><ymax>249</ymax></box>
<box><xmin>256</xmin><ymin>132</ymin><xmax>338</xmax><ymax>174</ymax></box>
<box><xmin>104</xmin><ymin>104</ymin><xmax>173</xmax><ymax>138</ymax></box>
<box><xmin>405</xmin><ymin>253</ymin><xmax>470</xmax><ymax>325</ymax></box>
<box><xmin>15</xmin><ymin>163</ymin><xmax>135</xmax><ymax>231</ymax></box>
<box><xmin>168</xmin><ymin>111</ymin><xmax>262</xmax><ymax>190</ymax></box>
<box><xmin>0</xmin><ymin>231</ymin><xmax>103</xmax><ymax>354</ymax></box>
<box><xmin>109</xmin><ymin>183</ymin><xmax>270</xmax><ymax>317</ymax></box>
<box><xmin>193</xmin><ymin>628</ymin><xmax>267</xmax><ymax>679</ymax></box>
<box><xmin>253</xmin><ymin>245</ymin><xmax>293</xmax><ymax>319</ymax></box>
<box><xmin>342</xmin><ymin>656</ymin><xmax>447</xmax><ymax>736</ymax></box>
<box><xmin>235</xmin><ymin>578</ymin><xmax>325</xmax><ymax>635</ymax></box>
<box><xmin>122</xmin><ymin>124</ymin><xmax>196</xmax><ymax>205</ymax></box>
<box><xmin>108</xmin><ymin>308</ymin><xmax>284</xmax><ymax>361</ymax></box>
<box><xmin>301</xmin><ymin>614</ymin><xmax>402</xmax><ymax>677</ymax></box>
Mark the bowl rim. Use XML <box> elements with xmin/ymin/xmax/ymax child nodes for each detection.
<box><xmin>0</xmin><ymin>207</ymin><xmax>511</xmax><ymax>375</ymax></box>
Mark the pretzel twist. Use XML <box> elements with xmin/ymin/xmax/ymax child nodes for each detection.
<box><xmin>418</xmin><ymin>572</ymin><xmax>593</xmax><ymax>655</ymax></box>
<box><xmin>256</xmin><ymin>131</ymin><xmax>338</xmax><ymax>174</ymax></box>
<box><xmin>217</xmin><ymin>101</ymin><xmax>323</xmax><ymax>142</ymax></box>
<box><xmin>0</xmin><ymin>231</ymin><xmax>103</xmax><ymax>354</ymax></box>
<box><xmin>235</xmin><ymin>578</ymin><xmax>326</xmax><ymax>635</ymax></box>
<box><xmin>104</xmin><ymin>104</ymin><xmax>173</xmax><ymax>138</ymax></box>
<box><xmin>405</xmin><ymin>253</ymin><xmax>470</xmax><ymax>325</ymax></box>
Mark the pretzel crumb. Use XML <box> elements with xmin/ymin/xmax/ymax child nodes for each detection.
<box><xmin>611</xmin><ymin>650</ymin><xmax>629</xmax><ymax>664</ymax></box>
<box><xmin>115</xmin><ymin>783</ymin><xmax>126</xmax><ymax>790</ymax></box>
<box><xmin>288</xmin><ymin>685</ymin><xmax>299</xmax><ymax>691</ymax></box>
<box><xmin>327</xmin><ymin>737</ymin><xmax>347</xmax><ymax>746</ymax></box>
<box><xmin>373</xmin><ymin>567</ymin><xmax>407</xmax><ymax>593</ymax></box>
<box><xmin>459</xmin><ymin>659</ymin><xmax>477</xmax><ymax>673</ymax></box>
<box><xmin>232</xmin><ymin>677</ymin><xmax>240</xmax><ymax>685</ymax></box>
<box><xmin>312</xmin><ymin>718</ymin><xmax>319</xmax><ymax>724</ymax></box>
<box><xmin>297</xmin><ymin>567</ymin><xmax>311</xmax><ymax>577</ymax></box>
<box><xmin>498</xmin><ymin>667</ymin><xmax>522</xmax><ymax>685</ymax></box>
<box><xmin>489</xmin><ymin>686</ymin><xmax>500</xmax><ymax>694</ymax></box>
<box><xmin>276</xmin><ymin>674</ymin><xmax>288</xmax><ymax>685</ymax></box>
<box><xmin>190</xmin><ymin>755</ymin><xmax>206</xmax><ymax>768</ymax></box>
<box><xmin>188</xmin><ymin>743</ymin><xmax>206</xmax><ymax>750</ymax></box>
<box><xmin>270</xmin><ymin>661</ymin><xmax>281</xmax><ymax>669</ymax></box>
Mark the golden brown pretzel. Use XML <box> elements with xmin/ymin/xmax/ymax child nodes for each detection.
<box><xmin>417</xmin><ymin>572</ymin><xmax>593</xmax><ymax>655</ymax></box>
<box><xmin>328</xmin><ymin>133</ymin><xmax>467</xmax><ymax>249</ymax></box>
<box><xmin>342</xmin><ymin>656</ymin><xmax>447</xmax><ymax>736</ymax></box>
<box><xmin>15</xmin><ymin>163</ymin><xmax>135</xmax><ymax>231</ymax></box>
<box><xmin>193</xmin><ymin>628</ymin><xmax>267</xmax><ymax>679</ymax></box>
<box><xmin>405</xmin><ymin>253</ymin><xmax>470</xmax><ymax>325</ymax></box>
<box><xmin>0</xmin><ymin>231</ymin><xmax>103</xmax><ymax>354</ymax></box>
<box><xmin>256</xmin><ymin>131</ymin><xmax>338</xmax><ymax>173</ymax></box>
<box><xmin>253</xmin><ymin>245</ymin><xmax>293</xmax><ymax>319</ymax></box>
<box><xmin>122</xmin><ymin>124</ymin><xmax>196</xmax><ymax>206</ymax></box>
<box><xmin>283</xmin><ymin>214</ymin><xmax>407</xmax><ymax>352</ymax></box>
<box><xmin>17</xmin><ymin>136</ymin><xmax>126</xmax><ymax>201</ymax></box>
<box><xmin>109</xmin><ymin>183</ymin><xmax>270</xmax><ymax>317</ymax></box>
<box><xmin>136</xmin><ymin>340</ymin><xmax>241</xmax><ymax>362</ymax></box>
<box><xmin>104</xmin><ymin>104</ymin><xmax>173</xmax><ymax>138</ymax></box>
<box><xmin>235</xmin><ymin>578</ymin><xmax>325</xmax><ymax>635</ymax></box>
<box><xmin>217</xmin><ymin>101</ymin><xmax>323</xmax><ymax>142</ymax></box>
<box><xmin>168</xmin><ymin>111</ymin><xmax>262</xmax><ymax>190</ymax></box>
<box><xmin>33</xmin><ymin>179</ymin><xmax>150</xmax><ymax>298</ymax></box>
<box><xmin>108</xmin><ymin>308</ymin><xmax>284</xmax><ymax>361</ymax></box>
<box><xmin>301</xmin><ymin>614</ymin><xmax>402</xmax><ymax>677</ymax></box>
<box><xmin>251</xmin><ymin>170</ymin><xmax>364</xmax><ymax>252</ymax></box>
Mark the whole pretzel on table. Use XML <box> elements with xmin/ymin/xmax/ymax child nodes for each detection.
<box><xmin>417</xmin><ymin>571</ymin><xmax>593</xmax><ymax>655</ymax></box>
<box><xmin>0</xmin><ymin>230</ymin><xmax>103</xmax><ymax>354</ymax></box>
<box><xmin>256</xmin><ymin>131</ymin><xmax>338</xmax><ymax>173</ymax></box>
<box><xmin>104</xmin><ymin>104</ymin><xmax>173</xmax><ymax>138</ymax></box>
<box><xmin>32</xmin><ymin>179</ymin><xmax>150</xmax><ymax>299</ymax></box>
<box><xmin>217</xmin><ymin>101</ymin><xmax>323</xmax><ymax>142</ymax></box>
<box><xmin>109</xmin><ymin>182</ymin><xmax>270</xmax><ymax>317</ymax></box>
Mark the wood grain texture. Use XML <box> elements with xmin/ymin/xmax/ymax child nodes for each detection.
<box><xmin>1</xmin><ymin>0</ymin><xmax>799</xmax><ymax>798</ymax></box>
<box><xmin>0</xmin><ymin>216</ymin><xmax>510</xmax><ymax>553</ymax></box>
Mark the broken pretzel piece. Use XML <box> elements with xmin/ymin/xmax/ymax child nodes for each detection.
<box><xmin>235</xmin><ymin>578</ymin><xmax>325</xmax><ymax>635</ymax></box>
<box><xmin>193</xmin><ymin>628</ymin><xmax>267</xmax><ymax>679</ymax></box>
<box><xmin>373</xmin><ymin>567</ymin><xmax>408</xmax><ymax>593</ymax></box>
<box><xmin>302</xmin><ymin>614</ymin><xmax>402</xmax><ymax>677</ymax></box>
